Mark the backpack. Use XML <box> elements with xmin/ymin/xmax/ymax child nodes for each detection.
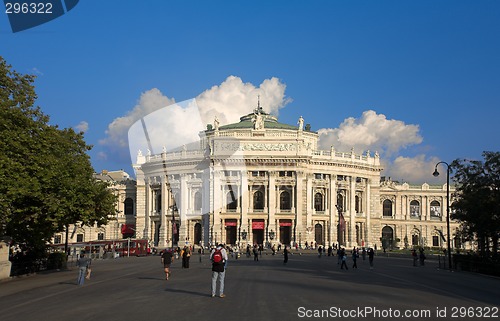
<box><xmin>213</xmin><ymin>249</ymin><xmax>223</xmax><ymax>263</ymax></box>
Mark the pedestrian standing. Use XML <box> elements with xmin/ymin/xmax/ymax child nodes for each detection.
<box><xmin>253</xmin><ymin>245</ymin><xmax>259</xmax><ymax>261</ymax></box>
<box><xmin>76</xmin><ymin>253</ymin><xmax>91</xmax><ymax>286</ymax></box>
<box><xmin>161</xmin><ymin>248</ymin><xmax>174</xmax><ymax>280</ymax></box>
<box><xmin>340</xmin><ymin>248</ymin><xmax>348</xmax><ymax>270</ymax></box>
<box><xmin>412</xmin><ymin>249</ymin><xmax>418</xmax><ymax>267</ymax></box>
<box><xmin>352</xmin><ymin>248</ymin><xmax>358</xmax><ymax>269</ymax></box>
<box><xmin>318</xmin><ymin>245</ymin><xmax>323</xmax><ymax>258</ymax></box>
<box><xmin>283</xmin><ymin>245</ymin><xmax>289</xmax><ymax>265</ymax></box>
<box><xmin>419</xmin><ymin>248</ymin><xmax>426</xmax><ymax>266</ymax></box>
<box><xmin>368</xmin><ymin>248</ymin><xmax>375</xmax><ymax>269</ymax></box>
<box><xmin>362</xmin><ymin>248</ymin><xmax>367</xmax><ymax>261</ymax></box>
<box><xmin>210</xmin><ymin>244</ymin><xmax>228</xmax><ymax>298</ymax></box>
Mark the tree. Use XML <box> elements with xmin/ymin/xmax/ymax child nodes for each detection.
<box><xmin>0</xmin><ymin>56</ymin><xmax>117</xmax><ymax>255</ymax></box>
<box><xmin>451</xmin><ymin>152</ymin><xmax>500</xmax><ymax>258</ymax></box>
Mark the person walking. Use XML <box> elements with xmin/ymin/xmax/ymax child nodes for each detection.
<box><xmin>253</xmin><ymin>245</ymin><xmax>259</xmax><ymax>261</ymax></box>
<box><xmin>412</xmin><ymin>249</ymin><xmax>418</xmax><ymax>267</ymax></box>
<box><xmin>352</xmin><ymin>248</ymin><xmax>358</xmax><ymax>269</ymax></box>
<box><xmin>283</xmin><ymin>245</ymin><xmax>289</xmax><ymax>265</ymax></box>
<box><xmin>318</xmin><ymin>245</ymin><xmax>323</xmax><ymax>258</ymax></box>
<box><xmin>210</xmin><ymin>244</ymin><xmax>228</xmax><ymax>298</ymax></box>
<box><xmin>340</xmin><ymin>248</ymin><xmax>348</xmax><ymax>270</ymax></box>
<box><xmin>362</xmin><ymin>247</ymin><xmax>367</xmax><ymax>261</ymax></box>
<box><xmin>76</xmin><ymin>253</ymin><xmax>91</xmax><ymax>286</ymax></box>
<box><xmin>419</xmin><ymin>248</ymin><xmax>426</xmax><ymax>266</ymax></box>
<box><xmin>161</xmin><ymin>248</ymin><xmax>174</xmax><ymax>280</ymax></box>
<box><xmin>368</xmin><ymin>247</ymin><xmax>375</xmax><ymax>269</ymax></box>
<box><xmin>182</xmin><ymin>246</ymin><xmax>191</xmax><ymax>268</ymax></box>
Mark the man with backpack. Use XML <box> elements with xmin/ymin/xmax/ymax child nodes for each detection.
<box><xmin>210</xmin><ymin>244</ymin><xmax>228</xmax><ymax>298</ymax></box>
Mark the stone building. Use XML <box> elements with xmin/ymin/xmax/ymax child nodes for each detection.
<box><xmin>127</xmin><ymin>106</ymin><xmax>460</xmax><ymax>250</ymax></box>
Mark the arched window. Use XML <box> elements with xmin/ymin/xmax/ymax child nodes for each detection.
<box><xmin>97</xmin><ymin>232</ymin><xmax>105</xmax><ymax>240</ymax></box>
<box><xmin>355</xmin><ymin>195</ymin><xmax>361</xmax><ymax>213</ymax></box>
<box><xmin>383</xmin><ymin>199</ymin><xmax>392</xmax><ymax>217</ymax></box>
<box><xmin>337</xmin><ymin>193</ymin><xmax>344</xmax><ymax>211</ymax></box>
<box><xmin>124</xmin><ymin>198</ymin><xmax>134</xmax><ymax>216</ymax></box>
<box><xmin>430</xmin><ymin>200</ymin><xmax>441</xmax><ymax>217</ymax></box>
<box><xmin>314</xmin><ymin>193</ymin><xmax>324</xmax><ymax>211</ymax></box>
<box><xmin>381</xmin><ymin>226</ymin><xmax>394</xmax><ymax>249</ymax></box>
<box><xmin>194</xmin><ymin>191</ymin><xmax>202</xmax><ymax>211</ymax></box>
<box><xmin>280</xmin><ymin>190</ymin><xmax>291</xmax><ymax>210</ymax></box>
<box><xmin>314</xmin><ymin>223</ymin><xmax>323</xmax><ymax>245</ymax></box>
<box><xmin>226</xmin><ymin>190</ymin><xmax>237</xmax><ymax>210</ymax></box>
<box><xmin>253</xmin><ymin>191</ymin><xmax>264</xmax><ymax>210</ymax></box>
<box><xmin>410</xmin><ymin>200</ymin><xmax>420</xmax><ymax>217</ymax></box>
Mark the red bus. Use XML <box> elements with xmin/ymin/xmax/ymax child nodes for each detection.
<box><xmin>50</xmin><ymin>239</ymin><xmax>150</xmax><ymax>258</ymax></box>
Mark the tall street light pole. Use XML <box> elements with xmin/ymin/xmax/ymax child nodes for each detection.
<box><xmin>433</xmin><ymin>161</ymin><xmax>452</xmax><ymax>270</ymax></box>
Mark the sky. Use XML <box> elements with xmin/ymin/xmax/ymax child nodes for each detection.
<box><xmin>2</xmin><ymin>0</ymin><xmax>499</xmax><ymax>184</ymax></box>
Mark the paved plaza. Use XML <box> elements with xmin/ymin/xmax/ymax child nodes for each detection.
<box><xmin>0</xmin><ymin>252</ymin><xmax>499</xmax><ymax>321</ymax></box>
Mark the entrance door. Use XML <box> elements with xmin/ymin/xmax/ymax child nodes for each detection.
<box><xmin>280</xmin><ymin>226</ymin><xmax>291</xmax><ymax>245</ymax></box>
<box><xmin>194</xmin><ymin>223</ymin><xmax>202</xmax><ymax>245</ymax></box>
<box><xmin>252</xmin><ymin>230</ymin><xmax>264</xmax><ymax>245</ymax></box>
<box><xmin>314</xmin><ymin>223</ymin><xmax>323</xmax><ymax>245</ymax></box>
<box><xmin>226</xmin><ymin>226</ymin><xmax>237</xmax><ymax>245</ymax></box>
<box><xmin>252</xmin><ymin>219</ymin><xmax>265</xmax><ymax>245</ymax></box>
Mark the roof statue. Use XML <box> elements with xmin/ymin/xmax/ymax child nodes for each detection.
<box><xmin>297</xmin><ymin>116</ymin><xmax>304</xmax><ymax>131</ymax></box>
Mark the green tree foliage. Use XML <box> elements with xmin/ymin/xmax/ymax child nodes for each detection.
<box><xmin>451</xmin><ymin>151</ymin><xmax>500</xmax><ymax>258</ymax></box>
<box><xmin>0</xmin><ymin>56</ymin><xmax>117</xmax><ymax>254</ymax></box>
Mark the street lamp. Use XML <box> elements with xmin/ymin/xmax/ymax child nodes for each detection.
<box><xmin>433</xmin><ymin>161</ymin><xmax>452</xmax><ymax>271</ymax></box>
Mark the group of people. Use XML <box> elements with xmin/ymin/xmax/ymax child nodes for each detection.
<box><xmin>336</xmin><ymin>247</ymin><xmax>375</xmax><ymax>270</ymax></box>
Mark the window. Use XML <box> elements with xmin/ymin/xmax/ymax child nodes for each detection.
<box><xmin>97</xmin><ymin>232</ymin><xmax>105</xmax><ymax>240</ymax></box>
<box><xmin>253</xmin><ymin>191</ymin><xmax>264</xmax><ymax>210</ymax></box>
<box><xmin>430</xmin><ymin>201</ymin><xmax>441</xmax><ymax>217</ymax></box>
<box><xmin>124</xmin><ymin>198</ymin><xmax>134</xmax><ymax>216</ymax></box>
<box><xmin>76</xmin><ymin>234</ymin><xmax>84</xmax><ymax>242</ymax></box>
<box><xmin>355</xmin><ymin>195</ymin><xmax>361</xmax><ymax>213</ymax></box>
<box><xmin>226</xmin><ymin>190</ymin><xmax>237</xmax><ymax>210</ymax></box>
<box><xmin>280</xmin><ymin>191</ymin><xmax>291</xmax><ymax>210</ymax></box>
<box><xmin>337</xmin><ymin>193</ymin><xmax>344</xmax><ymax>210</ymax></box>
<box><xmin>279</xmin><ymin>171</ymin><xmax>293</xmax><ymax>177</ymax></box>
<box><xmin>432</xmin><ymin>235</ymin><xmax>439</xmax><ymax>247</ymax></box>
<box><xmin>314</xmin><ymin>192</ymin><xmax>324</xmax><ymax>211</ymax></box>
<box><xmin>194</xmin><ymin>191</ymin><xmax>202</xmax><ymax>211</ymax></box>
<box><xmin>54</xmin><ymin>235</ymin><xmax>62</xmax><ymax>244</ymax></box>
<box><xmin>412</xmin><ymin>234</ymin><xmax>419</xmax><ymax>246</ymax></box>
<box><xmin>383</xmin><ymin>199</ymin><xmax>392</xmax><ymax>217</ymax></box>
<box><xmin>410</xmin><ymin>200</ymin><xmax>420</xmax><ymax>217</ymax></box>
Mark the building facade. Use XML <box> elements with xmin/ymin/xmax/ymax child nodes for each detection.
<box><xmin>127</xmin><ymin>107</ymin><xmax>460</xmax><ymax>250</ymax></box>
<box><xmin>55</xmin><ymin>108</ymin><xmax>460</xmax><ymax>251</ymax></box>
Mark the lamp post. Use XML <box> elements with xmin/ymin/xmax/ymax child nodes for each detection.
<box><xmin>433</xmin><ymin>161</ymin><xmax>452</xmax><ymax>270</ymax></box>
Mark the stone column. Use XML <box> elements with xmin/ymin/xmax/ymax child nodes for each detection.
<box><xmin>0</xmin><ymin>241</ymin><xmax>12</xmax><ymax>280</ymax></box>
<box><xmin>268</xmin><ymin>171</ymin><xmax>277</xmax><ymax>241</ymax></box>
<box><xmin>240</xmin><ymin>171</ymin><xmax>249</xmax><ymax>244</ymax></box>
<box><xmin>366</xmin><ymin>179</ymin><xmax>371</xmax><ymax>247</ymax></box>
<box><xmin>349</xmin><ymin>176</ymin><xmax>356</xmax><ymax>247</ymax></box>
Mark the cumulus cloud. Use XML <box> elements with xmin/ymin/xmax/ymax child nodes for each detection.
<box><xmin>99</xmin><ymin>88</ymin><xmax>175</xmax><ymax>150</ymax></box>
<box><xmin>382</xmin><ymin>154</ymin><xmax>442</xmax><ymax>184</ymax></box>
<box><xmin>317</xmin><ymin>110</ymin><xmax>423</xmax><ymax>157</ymax></box>
<box><xmin>74</xmin><ymin>121</ymin><xmax>89</xmax><ymax>133</ymax></box>
<box><xmin>100</xmin><ymin>76</ymin><xmax>291</xmax><ymax>165</ymax></box>
<box><xmin>196</xmin><ymin>76</ymin><xmax>291</xmax><ymax>125</ymax></box>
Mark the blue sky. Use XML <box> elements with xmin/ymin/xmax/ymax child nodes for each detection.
<box><xmin>2</xmin><ymin>1</ymin><xmax>499</xmax><ymax>184</ymax></box>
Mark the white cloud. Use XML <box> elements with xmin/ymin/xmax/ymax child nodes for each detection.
<box><xmin>99</xmin><ymin>88</ymin><xmax>176</xmax><ymax>150</ymax></box>
<box><xmin>100</xmin><ymin>76</ymin><xmax>291</xmax><ymax>165</ymax></box>
<box><xmin>381</xmin><ymin>154</ymin><xmax>442</xmax><ymax>184</ymax></box>
<box><xmin>74</xmin><ymin>121</ymin><xmax>89</xmax><ymax>133</ymax></box>
<box><xmin>196</xmin><ymin>76</ymin><xmax>291</xmax><ymax>125</ymax></box>
<box><xmin>317</xmin><ymin>110</ymin><xmax>423</xmax><ymax>156</ymax></box>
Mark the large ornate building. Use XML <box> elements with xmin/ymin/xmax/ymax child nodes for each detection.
<box><xmin>56</xmin><ymin>106</ymin><xmax>460</xmax><ymax>251</ymax></box>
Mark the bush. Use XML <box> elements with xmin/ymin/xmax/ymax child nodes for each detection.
<box><xmin>46</xmin><ymin>252</ymin><xmax>67</xmax><ymax>270</ymax></box>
